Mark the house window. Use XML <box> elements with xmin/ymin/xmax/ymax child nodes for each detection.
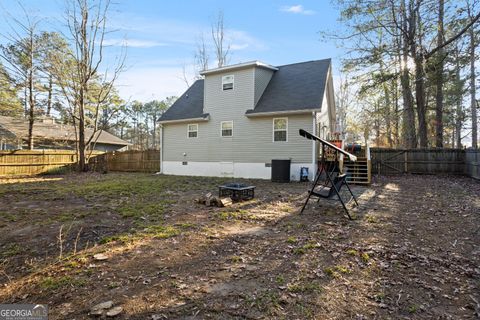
<box><xmin>222</xmin><ymin>75</ymin><xmax>234</xmax><ymax>91</ymax></box>
<box><xmin>221</xmin><ymin>121</ymin><xmax>233</xmax><ymax>137</ymax></box>
<box><xmin>187</xmin><ymin>124</ymin><xmax>198</xmax><ymax>138</ymax></box>
<box><xmin>273</xmin><ymin>118</ymin><xmax>288</xmax><ymax>142</ymax></box>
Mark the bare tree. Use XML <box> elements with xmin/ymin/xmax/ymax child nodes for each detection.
<box><xmin>180</xmin><ymin>63</ymin><xmax>191</xmax><ymax>88</ymax></box>
<box><xmin>211</xmin><ymin>10</ymin><xmax>230</xmax><ymax>68</ymax></box>
<box><xmin>58</xmin><ymin>0</ymin><xmax>125</xmax><ymax>171</ymax></box>
<box><xmin>194</xmin><ymin>32</ymin><xmax>209</xmax><ymax>75</ymax></box>
<box><xmin>0</xmin><ymin>7</ymin><xmax>42</xmax><ymax>149</ymax></box>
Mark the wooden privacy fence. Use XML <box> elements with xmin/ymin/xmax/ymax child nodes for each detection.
<box><xmin>0</xmin><ymin>150</ymin><xmax>102</xmax><ymax>175</ymax></box>
<box><xmin>103</xmin><ymin>150</ymin><xmax>160</xmax><ymax>173</ymax></box>
<box><xmin>371</xmin><ymin>148</ymin><xmax>480</xmax><ymax>179</ymax></box>
<box><xmin>466</xmin><ymin>150</ymin><xmax>480</xmax><ymax>179</ymax></box>
<box><xmin>0</xmin><ymin>149</ymin><xmax>160</xmax><ymax>175</ymax></box>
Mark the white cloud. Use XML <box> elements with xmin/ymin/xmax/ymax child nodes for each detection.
<box><xmin>108</xmin><ymin>13</ymin><xmax>267</xmax><ymax>51</ymax></box>
<box><xmin>226</xmin><ymin>29</ymin><xmax>268</xmax><ymax>51</ymax></box>
<box><xmin>103</xmin><ymin>38</ymin><xmax>168</xmax><ymax>48</ymax></box>
<box><xmin>280</xmin><ymin>5</ymin><xmax>316</xmax><ymax>15</ymax></box>
<box><xmin>230</xmin><ymin>43</ymin><xmax>249</xmax><ymax>51</ymax></box>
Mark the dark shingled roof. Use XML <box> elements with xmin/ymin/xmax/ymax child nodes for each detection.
<box><xmin>159</xmin><ymin>59</ymin><xmax>331</xmax><ymax>121</ymax></box>
<box><xmin>0</xmin><ymin>115</ymin><xmax>130</xmax><ymax>146</ymax></box>
<box><xmin>159</xmin><ymin>80</ymin><xmax>208</xmax><ymax>122</ymax></box>
<box><xmin>247</xmin><ymin>59</ymin><xmax>331</xmax><ymax>114</ymax></box>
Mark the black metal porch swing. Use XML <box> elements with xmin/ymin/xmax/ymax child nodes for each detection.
<box><xmin>299</xmin><ymin>129</ymin><xmax>359</xmax><ymax>219</ymax></box>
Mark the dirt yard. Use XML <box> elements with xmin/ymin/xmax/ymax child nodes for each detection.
<box><xmin>0</xmin><ymin>172</ymin><xmax>478</xmax><ymax>319</ymax></box>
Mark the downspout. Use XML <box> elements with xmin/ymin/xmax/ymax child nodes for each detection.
<box><xmin>157</xmin><ymin>124</ymin><xmax>163</xmax><ymax>174</ymax></box>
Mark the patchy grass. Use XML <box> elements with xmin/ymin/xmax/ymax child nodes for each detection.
<box><xmin>118</xmin><ymin>201</ymin><xmax>174</xmax><ymax>220</ymax></box>
<box><xmin>293</xmin><ymin>241</ymin><xmax>319</xmax><ymax>254</ymax></box>
<box><xmin>286</xmin><ymin>236</ymin><xmax>297</xmax><ymax>244</ymax></box>
<box><xmin>215</xmin><ymin>209</ymin><xmax>256</xmax><ymax>221</ymax></box>
<box><xmin>0</xmin><ymin>211</ymin><xmax>18</xmax><ymax>222</ymax></box>
<box><xmin>346</xmin><ymin>249</ymin><xmax>358</xmax><ymax>256</ymax></box>
<box><xmin>0</xmin><ymin>243</ymin><xmax>23</xmax><ymax>258</ymax></box>
<box><xmin>408</xmin><ymin>304</ymin><xmax>418</xmax><ymax>313</ymax></box>
<box><xmin>361</xmin><ymin>252</ymin><xmax>370</xmax><ymax>263</ymax></box>
<box><xmin>287</xmin><ymin>281</ymin><xmax>322</xmax><ymax>294</ymax></box>
<box><xmin>365</xmin><ymin>214</ymin><xmax>378</xmax><ymax>223</ymax></box>
<box><xmin>0</xmin><ymin>173</ymin><xmax>478</xmax><ymax>320</ymax></box>
<box><xmin>230</xmin><ymin>255</ymin><xmax>243</xmax><ymax>263</ymax></box>
<box><xmin>40</xmin><ymin>276</ymin><xmax>86</xmax><ymax>291</ymax></box>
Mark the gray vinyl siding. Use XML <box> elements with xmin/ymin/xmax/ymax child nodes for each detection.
<box><xmin>203</xmin><ymin>67</ymin><xmax>255</xmax><ymax>115</ymax></box>
<box><xmin>163</xmin><ymin>114</ymin><xmax>313</xmax><ymax>163</ymax></box>
<box><xmin>254</xmin><ymin>68</ymin><xmax>274</xmax><ymax>106</ymax></box>
<box><xmin>163</xmin><ymin>65</ymin><xmax>314</xmax><ymax>164</ymax></box>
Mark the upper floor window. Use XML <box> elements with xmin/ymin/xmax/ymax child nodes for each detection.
<box><xmin>221</xmin><ymin>121</ymin><xmax>233</xmax><ymax>137</ymax></box>
<box><xmin>273</xmin><ymin>118</ymin><xmax>288</xmax><ymax>142</ymax></box>
<box><xmin>222</xmin><ymin>75</ymin><xmax>234</xmax><ymax>91</ymax></box>
<box><xmin>187</xmin><ymin>123</ymin><xmax>198</xmax><ymax>138</ymax></box>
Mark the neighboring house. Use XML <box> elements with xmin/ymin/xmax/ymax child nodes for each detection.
<box><xmin>158</xmin><ymin>59</ymin><xmax>336</xmax><ymax>180</ymax></box>
<box><xmin>0</xmin><ymin>115</ymin><xmax>131</xmax><ymax>151</ymax></box>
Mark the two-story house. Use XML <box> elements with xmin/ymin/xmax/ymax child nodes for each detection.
<box><xmin>158</xmin><ymin>58</ymin><xmax>336</xmax><ymax>181</ymax></box>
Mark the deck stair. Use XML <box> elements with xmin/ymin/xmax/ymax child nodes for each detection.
<box><xmin>344</xmin><ymin>157</ymin><xmax>370</xmax><ymax>185</ymax></box>
<box><xmin>343</xmin><ymin>145</ymin><xmax>371</xmax><ymax>185</ymax></box>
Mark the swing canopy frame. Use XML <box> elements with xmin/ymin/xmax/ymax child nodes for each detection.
<box><xmin>298</xmin><ymin>129</ymin><xmax>359</xmax><ymax>219</ymax></box>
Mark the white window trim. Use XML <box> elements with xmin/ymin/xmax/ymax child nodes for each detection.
<box><xmin>221</xmin><ymin>120</ymin><xmax>233</xmax><ymax>137</ymax></box>
<box><xmin>187</xmin><ymin>123</ymin><xmax>198</xmax><ymax>138</ymax></box>
<box><xmin>273</xmin><ymin>117</ymin><xmax>288</xmax><ymax>142</ymax></box>
<box><xmin>222</xmin><ymin>74</ymin><xmax>234</xmax><ymax>91</ymax></box>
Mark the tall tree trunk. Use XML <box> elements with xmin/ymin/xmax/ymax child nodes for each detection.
<box><xmin>47</xmin><ymin>74</ymin><xmax>53</xmax><ymax>116</ymax></box>
<box><xmin>379</xmin><ymin>59</ymin><xmax>393</xmax><ymax>147</ymax></box>
<box><xmin>78</xmin><ymin>5</ymin><xmax>88</xmax><ymax>172</ymax></box>
<box><xmin>400</xmin><ymin>47</ymin><xmax>416</xmax><ymax>148</ymax></box>
<box><xmin>393</xmin><ymin>42</ymin><xmax>401</xmax><ymax>147</ymax></box>
<box><xmin>24</xmin><ymin>85</ymin><xmax>28</xmax><ymax>116</ymax></box>
<box><xmin>412</xmin><ymin>3</ymin><xmax>428</xmax><ymax>148</ymax></box>
<box><xmin>435</xmin><ymin>0</ymin><xmax>445</xmax><ymax>147</ymax></box>
<box><xmin>384</xmin><ymin>81</ymin><xmax>393</xmax><ymax>147</ymax></box>
<box><xmin>27</xmin><ymin>69</ymin><xmax>34</xmax><ymax>150</ymax></box>
<box><xmin>78</xmin><ymin>86</ymin><xmax>86</xmax><ymax>171</ymax></box>
<box><xmin>27</xmin><ymin>31</ymin><xmax>36</xmax><ymax>150</ymax></box>
<box><xmin>374</xmin><ymin>101</ymin><xmax>381</xmax><ymax>146</ymax></box>
<box><xmin>469</xmin><ymin>13</ymin><xmax>477</xmax><ymax>148</ymax></box>
<box><xmin>455</xmin><ymin>45</ymin><xmax>463</xmax><ymax>149</ymax></box>
<box><xmin>394</xmin><ymin>74</ymin><xmax>400</xmax><ymax>146</ymax></box>
<box><xmin>400</xmin><ymin>0</ymin><xmax>417</xmax><ymax>148</ymax></box>
<box><xmin>414</xmin><ymin>55</ymin><xmax>428</xmax><ymax>148</ymax></box>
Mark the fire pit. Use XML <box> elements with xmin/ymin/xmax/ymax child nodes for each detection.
<box><xmin>218</xmin><ymin>183</ymin><xmax>255</xmax><ymax>202</ymax></box>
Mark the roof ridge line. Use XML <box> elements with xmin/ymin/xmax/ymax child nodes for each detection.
<box><xmin>276</xmin><ymin>58</ymin><xmax>331</xmax><ymax>68</ymax></box>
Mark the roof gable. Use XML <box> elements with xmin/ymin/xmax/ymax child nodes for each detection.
<box><xmin>159</xmin><ymin>59</ymin><xmax>332</xmax><ymax>122</ymax></box>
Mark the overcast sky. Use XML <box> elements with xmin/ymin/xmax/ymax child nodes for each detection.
<box><xmin>0</xmin><ymin>0</ymin><xmax>344</xmax><ymax>102</ymax></box>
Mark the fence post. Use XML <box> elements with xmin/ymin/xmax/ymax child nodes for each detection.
<box><xmin>42</xmin><ymin>149</ymin><xmax>46</xmax><ymax>174</ymax></box>
<box><xmin>404</xmin><ymin>151</ymin><xmax>408</xmax><ymax>173</ymax></box>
